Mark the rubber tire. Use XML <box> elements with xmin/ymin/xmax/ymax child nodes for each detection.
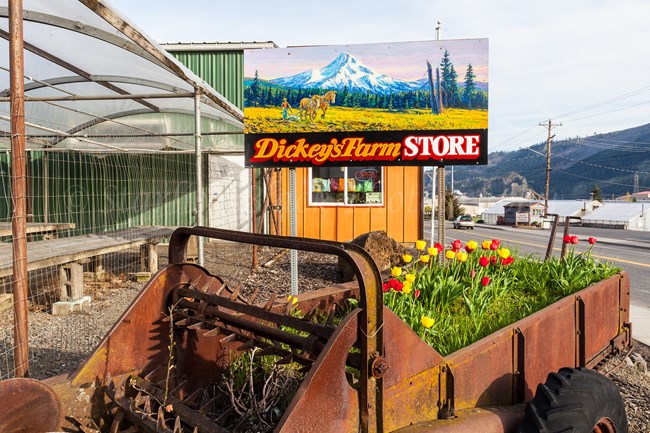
<box><xmin>518</xmin><ymin>367</ymin><xmax>628</xmax><ymax>433</ymax></box>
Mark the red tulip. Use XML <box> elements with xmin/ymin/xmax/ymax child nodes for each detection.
<box><xmin>501</xmin><ymin>256</ymin><xmax>514</xmax><ymax>266</ymax></box>
<box><xmin>490</xmin><ymin>256</ymin><xmax>498</xmax><ymax>265</ymax></box>
<box><xmin>471</xmin><ymin>269</ymin><xmax>476</xmax><ymax>278</ymax></box>
<box><xmin>563</xmin><ymin>235</ymin><xmax>571</xmax><ymax>243</ymax></box>
<box><xmin>382</xmin><ymin>283</ymin><xmax>390</xmax><ymax>293</ymax></box>
<box><xmin>452</xmin><ymin>239</ymin><xmax>463</xmax><ymax>251</ymax></box>
<box><xmin>570</xmin><ymin>235</ymin><xmax>579</xmax><ymax>245</ymax></box>
<box><xmin>588</xmin><ymin>237</ymin><xmax>597</xmax><ymax>245</ymax></box>
<box><xmin>481</xmin><ymin>276</ymin><xmax>491</xmax><ymax>286</ymax></box>
<box><xmin>479</xmin><ymin>256</ymin><xmax>490</xmax><ymax>267</ymax></box>
<box><xmin>434</xmin><ymin>242</ymin><xmax>444</xmax><ymax>252</ymax></box>
<box><xmin>414</xmin><ymin>289</ymin><xmax>421</xmax><ymax>299</ymax></box>
<box><xmin>490</xmin><ymin>240</ymin><xmax>500</xmax><ymax>250</ymax></box>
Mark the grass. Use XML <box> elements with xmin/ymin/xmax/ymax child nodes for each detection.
<box><xmin>244</xmin><ymin>106</ymin><xmax>488</xmax><ymax>134</ymax></box>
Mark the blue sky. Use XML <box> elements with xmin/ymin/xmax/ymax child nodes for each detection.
<box><xmin>109</xmin><ymin>0</ymin><xmax>650</xmax><ymax>152</ymax></box>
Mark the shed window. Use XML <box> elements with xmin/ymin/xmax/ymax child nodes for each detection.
<box><xmin>309</xmin><ymin>166</ymin><xmax>383</xmax><ymax>206</ymax></box>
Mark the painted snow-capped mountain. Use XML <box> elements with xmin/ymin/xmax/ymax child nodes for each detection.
<box><xmin>272</xmin><ymin>52</ymin><xmax>418</xmax><ymax>95</ymax></box>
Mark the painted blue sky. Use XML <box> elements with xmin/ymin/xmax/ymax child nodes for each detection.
<box><xmin>109</xmin><ymin>0</ymin><xmax>650</xmax><ymax>152</ymax></box>
<box><xmin>244</xmin><ymin>39</ymin><xmax>488</xmax><ymax>84</ymax></box>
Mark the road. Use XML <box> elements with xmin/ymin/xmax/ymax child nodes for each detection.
<box><xmin>424</xmin><ymin>221</ymin><xmax>650</xmax><ymax>309</ymax></box>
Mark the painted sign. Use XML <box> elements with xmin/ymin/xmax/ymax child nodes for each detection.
<box><xmin>244</xmin><ymin>39</ymin><xmax>488</xmax><ymax>168</ymax></box>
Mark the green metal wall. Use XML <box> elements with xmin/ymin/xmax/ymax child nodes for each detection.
<box><xmin>0</xmin><ymin>152</ymin><xmax>200</xmax><ymax>236</ymax></box>
<box><xmin>170</xmin><ymin>50</ymin><xmax>244</xmax><ymax>109</ymax></box>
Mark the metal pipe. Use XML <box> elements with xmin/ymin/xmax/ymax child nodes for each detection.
<box><xmin>194</xmin><ymin>90</ymin><xmax>204</xmax><ymax>266</ymax></box>
<box><xmin>9</xmin><ymin>0</ymin><xmax>29</xmax><ymax>377</ymax></box>
<box><xmin>0</xmin><ymin>91</ymin><xmax>195</xmax><ymax>102</ymax></box>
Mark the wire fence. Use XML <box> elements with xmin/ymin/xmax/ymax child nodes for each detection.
<box><xmin>0</xmin><ymin>150</ymin><xmax>251</xmax><ymax>379</ymax></box>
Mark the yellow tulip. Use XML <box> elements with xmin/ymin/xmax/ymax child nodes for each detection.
<box><xmin>427</xmin><ymin>247</ymin><xmax>439</xmax><ymax>256</ymax></box>
<box><xmin>391</xmin><ymin>266</ymin><xmax>402</xmax><ymax>277</ymax></box>
<box><xmin>402</xmin><ymin>254</ymin><xmax>413</xmax><ymax>264</ymax></box>
<box><xmin>466</xmin><ymin>240</ymin><xmax>478</xmax><ymax>251</ymax></box>
<box><xmin>415</xmin><ymin>240</ymin><xmax>427</xmax><ymax>251</ymax></box>
<box><xmin>402</xmin><ymin>281</ymin><xmax>412</xmax><ymax>294</ymax></box>
<box><xmin>457</xmin><ymin>251</ymin><xmax>468</xmax><ymax>262</ymax></box>
<box><xmin>481</xmin><ymin>240</ymin><xmax>492</xmax><ymax>250</ymax></box>
<box><xmin>405</xmin><ymin>273</ymin><xmax>416</xmax><ymax>283</ymax></box>
<box><xmin>421</xmin><ymin>315</ymin><xmax>435</xmax><ymax>329</ymax></box>
<box><xmin>497</xmin><ymin>248</ymin><xmax>511</xmax><ymax>259</ymax></box>
<box><xmin>420</xmin><ymin>254</ymin><xmax>430</xmax><ymax>263</ymax></box>
<box><xmin>445</xmin><ymin>250</ymin><xmax>456</xmax><ymax>260</ymax></box>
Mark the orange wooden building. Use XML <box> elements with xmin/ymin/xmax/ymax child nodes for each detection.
<box><xmin>273</xmin><ymin>166</ymin><xmax>423</xmax><ymax>243</ymax></box>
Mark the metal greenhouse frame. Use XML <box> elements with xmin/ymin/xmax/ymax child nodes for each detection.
<box><xmin>1</xmin><ymin>0</ymin><xmax>243</xmax><ymax>378</ymax></box>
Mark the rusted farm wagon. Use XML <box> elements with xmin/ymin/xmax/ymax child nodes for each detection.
<box><xmin>0</xmin><ymin>227</ymin><xmax>631</xmax><ymax>433</ymax></box>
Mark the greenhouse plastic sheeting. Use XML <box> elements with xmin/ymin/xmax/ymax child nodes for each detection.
<box><xmin>0</xmin><ymin>0</ymin><xmax>244</xmax><ymax>152</ymax></box>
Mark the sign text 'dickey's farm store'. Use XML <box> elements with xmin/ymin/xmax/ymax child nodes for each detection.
<box><xmin>244</xmin><ymin>39</ymin><xmax>488</xmax><ymax>168</ymax></box>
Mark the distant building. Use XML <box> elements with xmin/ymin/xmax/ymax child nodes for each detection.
<box><xmin>481</xmin><ymin>198</ymin><xmax>531</xmax><ymax>225</ymax></box>
<box><xmin>615</xmin><ymin>191</ymin><xmax>650</xmax><ymax>201</ymax></box>
<box><xmin>503</xmin><ymin>201</ymin><xmax>545</xmax><ymax>226</ymax></box>
<box><xmin>581</xmin><ymin>202</ymin><xmax>650</xmax><ymax>231</ymax></box>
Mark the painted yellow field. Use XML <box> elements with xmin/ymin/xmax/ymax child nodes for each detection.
<box><xmin>244</xmin><ymin>106</ymin><xmax>488</xmax><ymax>134</ymax></box>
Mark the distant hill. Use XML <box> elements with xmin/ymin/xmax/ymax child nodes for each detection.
<box><xmin>435</xmin><ymin>123</ymin><xmax>650</xmax><ymax>200</ymax></box>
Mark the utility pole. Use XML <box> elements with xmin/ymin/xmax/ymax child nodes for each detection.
<box><xmin>539</xmin><ymin>119</ymin><xmax>561</xmax><ymax>217</ymax></box>
<box><xmin>435</xmin><ymin>21</ymin><xmax>446</xmax><ymax>252</ymax></box>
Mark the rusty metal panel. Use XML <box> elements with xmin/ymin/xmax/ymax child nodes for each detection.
<box><xmin>580</xmin><ymin>276</ymin><xmax>621</xmax><ymax>362</ymax></box>
<box><xmin>519</xmin><ymin>299</ymin><xmax>576</xmax><ymax>400</ymax></box>
<box><xmin>71</xmin><ymin>265</ymin><xmax>183</xmax><ymax>385</ymax></box>
<box><xmin>445</xmin><ymin>326</ymin><xmax>516</xmax><ymax>410</ymax></box>
<box><xmin>0</xmin><ymin>378</ymin><xmax>62</xmax><ymax>433</ymax></box>
<box><xmin>382</xmin><ymin>307</ymin><xmax>444</xmax><ymax>431</ymax></box>
<box><xmin>276</xmin><ymin>310</ymin><xmax>360</xmax><ymax>433</ymax></box>
<box><xmin>383</xmin><ymin>367</ymin><xmax>440</xmax><ymax>432</ymax></box>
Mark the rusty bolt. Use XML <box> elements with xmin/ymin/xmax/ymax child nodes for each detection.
<box><xmin>371</xmin><ymin>355</ymin><xmax>389</xmax><ymax>379</ymax></box>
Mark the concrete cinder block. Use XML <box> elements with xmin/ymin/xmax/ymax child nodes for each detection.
<box><xmin>52</xmin><ymin>295</ymin><xmax>91</xmax><ymax>316</ymax></box>
<box><xmin>60</xmin><ymin>262</ymin><xmax>84</xmax><ymax>301</ymax></box>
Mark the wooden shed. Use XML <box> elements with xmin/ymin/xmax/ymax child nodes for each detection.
<box><xmin>272</xmin><ymin>166</ymin><xmax>423</xmax><ymax>243</ymax></box>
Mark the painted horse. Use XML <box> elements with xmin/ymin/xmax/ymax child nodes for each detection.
<box><xmin>318</xmin><ymin>91</ymin><xmax>337</xmax><ymax>118</ymax></box>
<box><xmin>299</xmin><ymin>94</ymin><xmax>321</xmax><ymax>121</ymax></box>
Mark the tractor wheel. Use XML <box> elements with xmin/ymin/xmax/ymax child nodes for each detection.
<box><xmin>518</xmin><ymin>367</ymin><xmax>628</xmax><ymax>433</ymax></box>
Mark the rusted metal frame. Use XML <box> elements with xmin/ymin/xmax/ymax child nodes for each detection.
<box><xmin>175</xmin><ymin>286</ymin><xmax>335</xmax><ymax>339</ymax></box>
<box><xmin>80</xmin><ymin>0</ymin><xmax>244</xmax><ymax>123</ymax></box>
<box><xmin>437</xmin><ymin>364</ymin><xmax>455</xmax><ymax>419</ymax></box>
<box><xmin>0</xmin><ymin>29</ymin><xmax>161</xmax><ymax>114</ymax></box>
<box><xmin>544</xmin><ymin>213</ymin><xmax>559</xmax><ymax>261</ymax></box>
<box><xmin>9</xmin><ymin>0</ymin><xmax>30</xmax><ymax>378</ymax></box>
<box><xmin>176</xmin><ymin>298</ymin><xmax>328</xmax><ymax>356</ymax></box>
<box><xmin>512</xmin><ymin>328</ymin><xmax>525</xmax><ymax>404</ymax></box>
<box><xmin>168</xmin><ymin>226</ymin><xmax>384</xmax><ymax>433</ymax></box>
<box><xmin>130</xmin><ymin>375</ymin><xmax>230</xmax><ymax>433</ymax></box>
<box><xmin>575</xmin><ymin>295</ymin><xmax>586</xmax><ymax>367</ymax></box>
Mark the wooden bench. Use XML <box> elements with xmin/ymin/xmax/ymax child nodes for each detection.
<box><xmin>0</xmin><ymin>226</ymin><xmax>175</xmax><ymax>314</ymax></box>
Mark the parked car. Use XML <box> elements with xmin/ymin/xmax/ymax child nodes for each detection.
<box><xmin>453</xmin><ymin>214</ymin><xmax>475</xmax><ymax>229</ymax></box>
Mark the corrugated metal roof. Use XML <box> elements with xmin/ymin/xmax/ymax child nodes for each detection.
<box><xmin>482</xmin><ymin>198</ymin><xmax>532</xmax><ymax>215</ymax></box>
<box><xmin>582</xmin><ymin>202</ymin><xmax>648</xmax><ymax>222</ymax></box>
<box><xmin>547</xmin><ymin>200</ymin><xmax>587</xmax><ymax>217</ymax></box>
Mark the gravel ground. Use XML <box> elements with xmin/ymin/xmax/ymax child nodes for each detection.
<box><xmin>0</xmin><ymin>241</ymin><xmax>648</xmax><ymax>431</ymax></box>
